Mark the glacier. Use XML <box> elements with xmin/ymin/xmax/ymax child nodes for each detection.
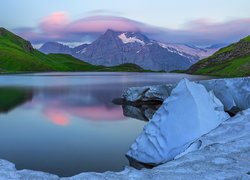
<box><xmin>126</xmin><ymin>79</ymin><xmax>230</xmax><ymax>164</ymax></box>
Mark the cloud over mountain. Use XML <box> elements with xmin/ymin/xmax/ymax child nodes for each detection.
<box><xmin>14</xmin><ymin>11</ymin><xmax>250</xmax><ymax>45</ymax></box>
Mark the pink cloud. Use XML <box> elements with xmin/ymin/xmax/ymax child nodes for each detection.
<box><xmin>14</xmin><ymin>11</ymin><xmax>250</xmax><ymax>45</ymax></box>
<box><xmin>175</xmin><ymin>18</ymin><xmax>250</xmax><ymax>44</ymax></box>
<box><xmin>40</xmin><ymin>11</ymin><xmax>69</xmax><ymax>32</ymax></box>
<box><xmin>67</xmin><ymin>16</ymin><xmax>145</xmax><ymax>33</ymax></box>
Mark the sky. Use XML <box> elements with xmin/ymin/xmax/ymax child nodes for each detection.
<box><xmin>0</xmin><ymin>0</ymin><xmax>250</xmax><ymax>46</ymax></box>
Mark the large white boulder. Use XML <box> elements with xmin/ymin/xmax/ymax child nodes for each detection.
<box><xmin>126</xmin><ymin>79</ymin><xmax>230</xmax><ymax>164</ymax></box>
<box><xmin>199</xmin><ymin>77</ymin><xmax>250</xmax><ymax>112</ymax></box>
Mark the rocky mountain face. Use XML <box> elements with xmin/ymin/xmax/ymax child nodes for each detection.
<box><xmin>39</xmin><ymin>42</ymin><xmax>73</xmax><ymax>55</ymax></box>
<box><xmin>72</xmin><ymin>44</ymin><xmax>89</xmax><ymax>54</ymax></box>
<box><xmin>40</xmin><ymin>42</ymin><xmax>89</xmax><ymax>55</ymax></box>
<box><xmin>75</xmin><ymin>30</ymin><xmax>200</xmax><ymax>71</ymax></box>
<box><xmin>39</xmin><ymin>30</ymin><xmax>223</xmax><ymax>71</ymax></box>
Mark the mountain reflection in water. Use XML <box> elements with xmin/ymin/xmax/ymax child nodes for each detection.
<box><xmin>0</xmin><ymin>85</ymin><xmax>125</xmax><ymax>125</ymax></box>
<box><xmin>0</xmin><ymin>72</ymin><xmax>211</xmax><ymax>176</ymax></box>
<box><xmin>0</xmin><ymin>88</ymin><xmax>33</xmax><ymax>113</ymax></box>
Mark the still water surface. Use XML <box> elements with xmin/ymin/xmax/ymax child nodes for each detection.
<box><xmin>0</xmin><ymin>72</ymin><xmax>211</xmax><ymax>177</ymax></box>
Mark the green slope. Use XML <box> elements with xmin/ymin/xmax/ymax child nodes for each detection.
<box><xmin>97</xmin><ymin>63</ymin><xmax>150</xmax><ymax>72</ymax></box>
<box><xmin>0</xmin><ymin>28</ymin><xmax>53</xmax><ymax>72</ymax></box>
<box><xmin>0</xmin><ymin>27</ymin><xmax>149</xmax><ymax>73</ymax></box>
<box><xmin>187</xmin><ymin>35</ymin><xmax>250</xmax><ymax>77</ymax></box>
<box><xmin>46</xmin><ymin>53</ymin><xmax>105</xmax><ymax>71</ymax></box>
<box><xmin>46</xmin><ymin>54</ymin><xmax>147</xmax><ymax>72</ymax></box>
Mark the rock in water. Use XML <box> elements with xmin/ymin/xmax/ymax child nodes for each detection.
<box><xmin>122</xmin><ymin>84</ymin><xmax>173</xmax><ymax>102</ymax></box>
<box><xmin>122</xmin><ymin>77</ymin><xmax>250</xmax><ymax>114</ymax></box>
<box><xmin>199</xmin><ymin>77</ymin><xmax>250</xmax><ymax>113</ymax></box>
<box><xmin>127</xmin><ymin>79</ymin><xmax>230</xmax><ymax>164</ymax></box>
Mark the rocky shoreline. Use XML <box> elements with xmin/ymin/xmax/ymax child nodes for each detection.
<box><xmin>1</xmin><ymin>77</ymin><xmax>249</xmax><ymax>179</ymax></box>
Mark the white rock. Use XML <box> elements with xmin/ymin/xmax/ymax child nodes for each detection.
<box><xmin>122</xmin><ymin>84</ymin><xmax>173</xmax><ymax>102</ymax></box>
<box><xmin>0</xmin><ymin>160</ymin><xmax>16</xmax><ymax>171</ymax></box>
<box><xmin>0</xmin><ymin>160</ymin><xmax>20</xmax><ymax>179</ymax></box>
<box><xmin>17</xmin><ymin>169</ymin><xmax>59</xmax><ymax>179</ymax></box>
<box><xmin>199</xmin><ymin>77</ymin><xmax>250</xmax><ymax>112</ymax></box>
<box><xmin>0</xmin><ymin>160</ymin><xmax>59</xmax><ymax>180</ymax></box>
<box><xmin>122</xmin><ymin>77</ymin><xmax>250</xmax><ymax>112</ymax></box>
<box><xmin>126</xmin><ymin>79</ymin><xmax>230</xmax><ymax>164</ymax></box>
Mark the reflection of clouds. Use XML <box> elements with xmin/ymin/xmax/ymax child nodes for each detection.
<box><xmin>31</xmin><ymin>86</ymin><xmax>127</xmax><ymax>125</ymax></box>
<box><xmin>66</xmin><ymin>106</ymin><xmax>124</xmax><ymax>121</ymax></box>
<box><xmin>43</xmin><ymin>107</ymin><xmax>70</xmax><ymax>126</ymax></box>
<box><xmin>42</xmin><ymin>103</ymin><xmax>124</xmax><ymax>125</ymax></box>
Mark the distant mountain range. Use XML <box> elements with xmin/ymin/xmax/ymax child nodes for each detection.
<box><xmin>0</xmin><ymin>27</ymin><xmax>147</xmax><ymax>73</ymax></box>
<box><xmin>40</xmin><ymin>30</ymin><xmax>225</xmax><ymax>72</ymax></box>
<box><xmin>188</xmin><ymin>36</ymin><xmax>250</xmax><ymax>77</ymax></box>
<box><xmin>3</xmin><ymin>26</ymin><xmax>245</xmax><ymax>76</ymax></box>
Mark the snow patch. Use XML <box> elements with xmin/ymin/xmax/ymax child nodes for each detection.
<box><xmin>118</xmin><ymin>33</ymin><xmax>145</xmax><ymax>45</ymax></box>
<box><xmin>158</xmin><ymin>42</ymin><xmax>219</xmax><ymax>60</ymax></box>
<box><xmin>158</xmin><ymin>42</ymin><xmax>195</xmax><ymax>61</ymax></box>
<box><xmin>80</xmin><ymin>48</ymin><xmax>87</xmax><ymax>54</ymax></box>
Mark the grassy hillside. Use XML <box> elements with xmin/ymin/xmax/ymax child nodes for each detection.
<box><xmin>0</xmin><ymin>27</ymin><xmax>149</xmax><ymax>73</ymax></box>
<box><xmin>45</xmin><ymin>54</ymin><xmax>148</xmax><ymax>72</ymax></box>
<box><xmin>187</xmin><ymin>36</ymin><xmax>250</xmax><ymax>77</ymax></box>
<box><xmin>0</xmin><ymin>28</ymin><xmax>53</xmax><ymax>72</ymax></box>
<box><xmin>97</xmin><ymin>63</ymin><xmax>151</xmax><ymax>72</ymax></box>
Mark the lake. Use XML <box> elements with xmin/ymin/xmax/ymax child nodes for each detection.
<box><xmin>0</xmin><ymin>72</ymin><xmax>211</xmax><ymax>177</ymax></box>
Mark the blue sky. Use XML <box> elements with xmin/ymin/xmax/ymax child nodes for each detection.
<box><xmin>0</xmin><ymin>0</ymin><xmax>249</xmax><ymax>45</ymax></box>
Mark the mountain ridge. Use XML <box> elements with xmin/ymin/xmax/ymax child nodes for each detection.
<box><xmin>187</xmin><ymin>35</ymin><xmax>250</xmax><ymax>77</ymax></box>
<box><xmin>39</xmin><ymin>29</ymin><xmax>224</xmax><ymax>72</ymax></box>
<box><xmin>0</xmin><ymin>27</ymin><xmax>149</xmax><ymax>73</ymax></box>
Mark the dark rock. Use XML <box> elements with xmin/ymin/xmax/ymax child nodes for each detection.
<box><xmin>22</xmin><ymin>41</ymin><xmax>34</xmax><ymax>53</ymax></box>
<box><xmin>112</xmin><ymin>98</ymin><xmax>162</xmax><ymax>106</ymax></box>
<box><xmin>126</xmin><ymin>155</ymin><xmax>155</xmax><ymax>170</ymax></box>
<box><xmin>122</xmin><ymin>104</ymin><xmax>160</xmax><ymax>121</ymax></box>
